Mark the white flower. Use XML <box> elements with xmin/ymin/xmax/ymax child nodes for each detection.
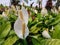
<box><xmin>51</xmin><ymin>8</ymin><xmax>58</xmax><ymax>14</ymax></box>
<box><xmin>11</xmin><ymin>5</ymin><xmax>16</xmax><ymax>11</ymax></box>
<box><xmin>58</xmin><ymin>6</ymin><xmax>60</xmax><ymax>12</ymax></box>
<box><xmin>14</xmin><ymin>7</ymin><xmax>29</xmax><ymax>39</ymax></box>
<box><xmin>2</xmin><ymin>12</ymin><xmax>6</xmax><ymax>17</ymax></box>
<box><xmin>21</xmin><ymin>6</ymin><xmax>29</xmax><ymax>25</ymax></box>
<box><xmin>14</xmin><ymin>18</ymin><xmax>29</xmax><ymax>39</ymax></box>
<box><xmin>50</xmin><ymin>26</ymin><xmax>54</xmax><ymax>32</ymax></box>
<box><xmin>32</xmin><ymin>9</ymin><xmax>38</xmax><ymax>14</ymax></box>
<box><xmin>41</xmin><ymin>8</ymin><xmax>48</xmax><ymax>16</ymax></box>
<box><xmin>2</xmin><ymin>12</ymin><xmax>8</xmax><ymax>18</ymax></box>
<box><xmin>42</xmin><ymin>29</ymin><xmax>51</xmax><ymax>39</ymax></box>
<box><xmin>2</xmin><ymin>8</ymin><xmax>10</xmax><ymax>17</ymax></box>
<box><xmin>52</xmin><ymin>26</ymin><xmax>54</xmax><ymax>30</ymax></box>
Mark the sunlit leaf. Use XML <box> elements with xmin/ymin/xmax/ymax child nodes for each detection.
<box><xmin>2</xmin><ymin>36</ymin><xmax>19</xmax><ymax>45</ymax></box>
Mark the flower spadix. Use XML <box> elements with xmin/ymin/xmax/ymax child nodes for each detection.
<box><xmin>14</xmin><ymin>7</ymin><xmax>29</xmax><ymax>39</ymax></box>
<box><xmin>42</xmin><ymin>28</ymin><xmax>51</xmax><ymax>39</ymax></box>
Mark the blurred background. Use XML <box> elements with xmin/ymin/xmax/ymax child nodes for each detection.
<box><xmin>0</xmin><ymin>0</ymin><xmax>60</xmax><ymax>13</ymax></box>
<box><xmin>0</xmin><ymin>0</ymin><xmax>59</xmax><ymax>7</ymax></box>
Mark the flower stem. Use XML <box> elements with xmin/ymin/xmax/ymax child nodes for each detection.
<box><xmin>23</xmin><ymin>39</ymin><xmax>28</xmax><ymax>45</ymax></box>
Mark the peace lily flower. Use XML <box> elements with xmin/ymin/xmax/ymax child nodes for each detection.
<box><xmin>2</xmin><ymin>8</ymin><xmax>9</xmax><ymax>18</ymax></box>
<box><xmin>32</xmin><ymin>9</ymin><xmax>38</xmax><ymax>14</ymax></box>
<box><xmin>11</xmin><ymin>5</ymin><xmax>16</xmax><ymax>11</ymax></box>
<box><xmin>2</xmin><ymin>10</ymin><xmax>9</xmax><ymax>17</ymax></box>
<box><xmin>58</xmin><ymin>6</ymin><xmax>60</xmax><ymax>12</ymax></box>
<box><xmin>41</xmin><ymin>8</ymin><xmax>48</xmax><ymax>16</ymax></box>
<box><xmin>51</xmin><ymin>26</ymin><xmax>54</xmax><ymax>31</ymax></box>
<box><xmin>51</xmin><ymin>8</ymin><xmax>58</xmax><ymax>14</ymax></box>
<box><xmin>2</xmin><ymin>12</ymin><xmax>7</xmax><ymax>17</ymax></box>
<box><xmin>50</xmin><ymin>26</ymin><xmax>54</xmax><ymax>32</ymax></box>
<box><xmin>14</xmin><ymin>6</ymin><xmax>29</xmax><ymax>39</ymax></box>
<box><xmin>2</xmin><ymin>12</ymin><xmax>9</xmax><ymax>20</ymax></box>
<box><xmin>21</xmin><ymin>6</ymin><xmax>29</xmax><ymax>25</ymax></box>
<box><xmin>35</xmin><ymin>10</ymin><xmax>38</xmax><ymax>14</ymax></box>
<box><xmin>42</xmin><ymin>28</ymin><xmax>51</xmax><ymax>39</ymax></box>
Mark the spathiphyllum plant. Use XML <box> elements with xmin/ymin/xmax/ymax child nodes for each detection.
<box><xmin>1</xmin><ymin>4</ymin><xmax>60</xmax><ymax>45</ymax></box>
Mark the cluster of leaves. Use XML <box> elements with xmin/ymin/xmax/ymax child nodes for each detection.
<box><xmin>0</xmin><ymin>15</ymin><xmax>19</xmax><ymax>45</ymax></box>
<box><xmin>28</xmin><ymin>11</ymin><xmax>60</xmax><ymax>45</ymax></box>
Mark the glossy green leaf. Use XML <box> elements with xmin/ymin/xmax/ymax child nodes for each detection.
<box><xmin>0</xmin><ymin>22</ymin><xmax>11</xmax><ymax>38</ymax></box>
<box><xmin>2</xmin><ymin>36</ymin><xmax>19</xmax><ymax>45</ymax></box>
<box><xmin>32</xmin><ymin>38</ymin><xmax>41</xmax><ymax>45</ymax></box>
<box><xmin>0</xmin><ymin>39</ymin><xmax>5</xmax><ymax>45</ymax></box>
<box><xmin>52</xmin><ymin>23</ymin><xmax>60</xmax><ymax>39</ymax></box>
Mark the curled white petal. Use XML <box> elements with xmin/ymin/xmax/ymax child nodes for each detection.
<box><xmin>42</xmin><ymin>30</ymin><xmax>51</xmax><ymax>38</ymax></box>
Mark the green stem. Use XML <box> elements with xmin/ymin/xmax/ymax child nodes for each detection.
<box><xmin>23</xmin><ymin>39</ymin><xmax>28</xmax><ymax>45</ymax></box>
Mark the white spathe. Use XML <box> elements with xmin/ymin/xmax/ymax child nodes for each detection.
<box><xmin>2</xmin><ymin>12</ymin><xmax>6</xmax><ymax>17</ymax></box>
<box><xmin>58</xmin><ymin>6</ymin><xmax>60</xmax><ymax>12</ymax></box>
<box><xmin>2</xmin><ymin>12</ymin><xmax>8</xmax><ymax>18</ymax></box>
<box><xmin>21</xmin><ymin>7</ymin><xmax>29</xmax><ymax>25</ymax></box>
<box><xmin>51</xmin><ymin>7</ymin><xmax>58</xmax><ymax>14</ymax></box>
<box><xmin>41</xmin><ymin>8</ymin><xmax>48</xmax><ymax>16</ymax></box>
<box><xmin>14</xmin><ymin>7</ymin><xmax>29</xmax><ymax>39</ymax></box>
<box><xmin>14</xmin><ymin>18</ymin><xmax>29</xmax><ymax>39</ymax></box>
<box><xmin>2</xmin><ymin>12</ymin><xmax>9</xmax><ymax>20</ymax></box>
<box><xmin>42</xmin><ymin>30</ymin><xmax>51</xmax><ymax>38</ymax></box>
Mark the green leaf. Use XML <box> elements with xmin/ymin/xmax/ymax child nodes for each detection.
<box><xmin>39</xmin><ymin>39</ymin><xmax>60</xmax><ymax>45</ymax></box>
<box><xmin>30</xmin><ymin>22</ymin><xmax>41</xmax><ymax>33</ymax></box>
<box><xmin>52</xmin><ymin>23</ymin><xmax>60</xmax><ymax>39</ymax></box>
<box><xmin>2</xmin><ymin>36</ymin><xmax>19</xmax><ymax>45</ymax></box>
<box><xmin>8</xmin><ymin>14</ymin><xmax>17</xmax><ymax>23</ymax></box>
<box><xmin>28</xmin><ymin>19</ymin><xmax>38</xmax><ymax>28</ymax></box>
<box><xmin>45</xmin><ymin>39</ymin><xmax>60</xmax><ymax>45</ymax></box>
<box><xmin>50</xmin><ymin>14</ymin><xmax>60</xmax><ymax>26</ymax></box>
<box><xmin>0</xmin><ymin>22</ymin><xmax>11</xmax><ymax>38</ymax></box>
<box><xmin>8</xmin><ymin>30</ymin><xmax>16</xmax><ymax>37</ymax></box>
<box><xmin>0</xmin><ymin>39</ymin><xmax>5</xmax><ymax>45</ymax></box>
<box><xmin>32</xmin><ymin>38</ymin><xmax>41</xmax><ymax>45</ymax></box>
